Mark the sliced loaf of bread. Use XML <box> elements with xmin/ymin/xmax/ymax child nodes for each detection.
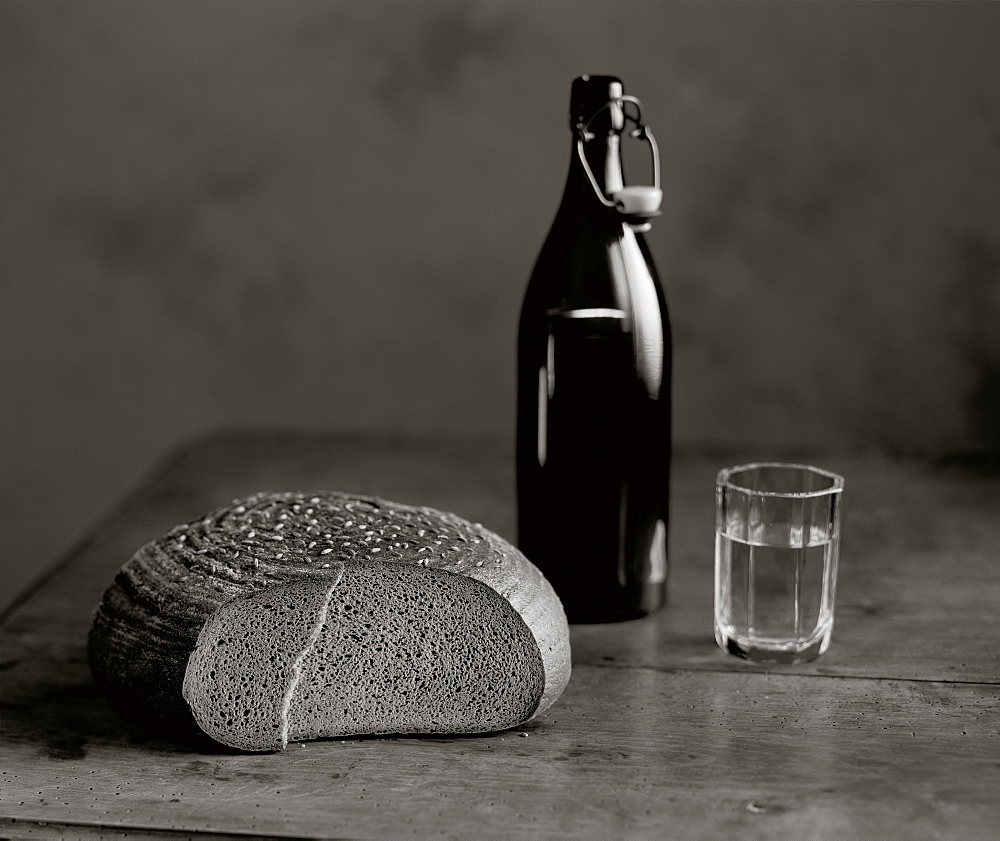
<box><xmin>89</xmin><ymin>492</ymin><xmax>571</xmax><ymax>750</ymax></box>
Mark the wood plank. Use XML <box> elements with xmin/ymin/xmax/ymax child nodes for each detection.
<box><xmin>2</xmin><ymin>637</ymin><xmax>997</xmax><ymax>840</ymax></box>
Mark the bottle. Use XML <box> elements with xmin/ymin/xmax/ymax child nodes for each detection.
<box><xmin>516</xmin><ymin>75</ymin><xmax>672</xmax><ymax>623</ymax></box>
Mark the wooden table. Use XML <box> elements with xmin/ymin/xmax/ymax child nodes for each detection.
<box><xmin>2</xmin><ymin>431</ymin><xmax>998</xmax><ymax>839</ymax></box>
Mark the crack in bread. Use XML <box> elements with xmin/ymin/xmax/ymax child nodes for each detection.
<box><xmin>280</xmin><ymin>569</ymin><xmax>343</xmax><ymax>749</ymax></box>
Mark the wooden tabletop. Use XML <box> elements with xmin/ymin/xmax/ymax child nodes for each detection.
<box><xmin>2</xmin><ymin>431</ymin><xmax>998</xmax><ymax>839</ymax></box>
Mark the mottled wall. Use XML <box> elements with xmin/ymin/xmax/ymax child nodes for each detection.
<box><xmin>2</xmin><ymin>1</ymin><xmax>997</xmax><ymax>611</ymax></box>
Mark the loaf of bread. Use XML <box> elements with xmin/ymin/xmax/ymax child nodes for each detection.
<box><xmin>88</xmin><ymin>492</ymin><xmax>571</xmax><ymax>751</ymax></box>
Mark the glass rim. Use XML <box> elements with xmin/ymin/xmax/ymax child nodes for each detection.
<box><xmin>716</xmin><ymin>461</ymin><xmax>845</xmax><ymax>498</ymax></box>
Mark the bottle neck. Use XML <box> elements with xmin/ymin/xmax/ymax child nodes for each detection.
<box><xmin>560</xmin><ymin>130</ymin><xmax>624</xmax><ymax>213</ymax></box>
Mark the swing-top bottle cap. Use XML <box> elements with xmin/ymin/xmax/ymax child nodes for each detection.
<box><xmin>570</xmin><ymin>75</ymin><xmax>663</xmax><ymax>221</ymax></box>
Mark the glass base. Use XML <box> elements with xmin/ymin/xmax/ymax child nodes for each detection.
<box><xmin>715</xmin><ymin>626</ymin><xmax>832</xmax><ymax>664</ymax></box>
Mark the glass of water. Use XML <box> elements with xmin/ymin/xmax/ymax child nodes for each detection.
<box><xmin>715</xmin><ymin>462</ymin><xmax>844</xmax><ymax>663</ymax></box>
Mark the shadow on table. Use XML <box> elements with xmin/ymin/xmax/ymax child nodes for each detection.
<box><xmin>2</xmin><ymin>657</ymin><xmax>241</xmax><ymax>758</ymax></box>
<box><xmin>2</xmin><ymin>655</ymin><xmax>537</xmax><ymax>762</ymax></box>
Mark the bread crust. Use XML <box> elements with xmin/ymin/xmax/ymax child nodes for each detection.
<box><xmin>88</xmin><ymin>492</ymin><xmax>571</xmax><ymax>744</ymax></box>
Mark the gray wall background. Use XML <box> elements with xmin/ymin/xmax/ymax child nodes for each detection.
<box><xmin>2</xmin><ymin>1</ymin><xmax>998</xmax><ymax>612</ymax></box>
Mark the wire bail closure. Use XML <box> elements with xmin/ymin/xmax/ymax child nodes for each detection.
<box><xmin>575</xmin><ymin>94</ymin><xmax>662</xmax><ymax>221</ymax></box>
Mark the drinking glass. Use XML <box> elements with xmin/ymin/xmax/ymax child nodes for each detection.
<box><xmin>715</xmin><ymin>462</ymin><xmax>844</xmax><ymax>663</ymax></box>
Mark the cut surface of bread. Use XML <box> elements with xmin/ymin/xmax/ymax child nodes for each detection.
<box><xmin>183</xmin><ymin>562</ymin><xmax>546</xmax><ymax>750</ymax></box>
<box><xmin>89</xmin><ymin>491</ymin><xmax>571</xmax><ymax>749</ymax></box>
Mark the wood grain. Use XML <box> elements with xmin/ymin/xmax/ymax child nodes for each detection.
<box><xmin>2</xmin><ymin>431</ymin><xmax>998</xmax><ymax>839</ymax></box>
<box><xmin>2</xmin><ymin>653</ymin><xmax>997</xmax><ymax>839</ymax></box>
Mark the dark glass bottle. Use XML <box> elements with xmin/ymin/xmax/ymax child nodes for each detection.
<box><xmin>516</xmin><ymin>75</ymin><xmax>672</xmax><ymax>623</ymax></box>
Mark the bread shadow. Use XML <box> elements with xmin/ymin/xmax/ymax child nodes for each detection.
<box><xmin>4</xmin><ymin>672</ymin><xmax>242</xmax><ymax>757</ymax></box>
<box><xmin>6</xmin><ymin>668</ymin><xmax>542</xmax><ymax>759</ymax></box>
